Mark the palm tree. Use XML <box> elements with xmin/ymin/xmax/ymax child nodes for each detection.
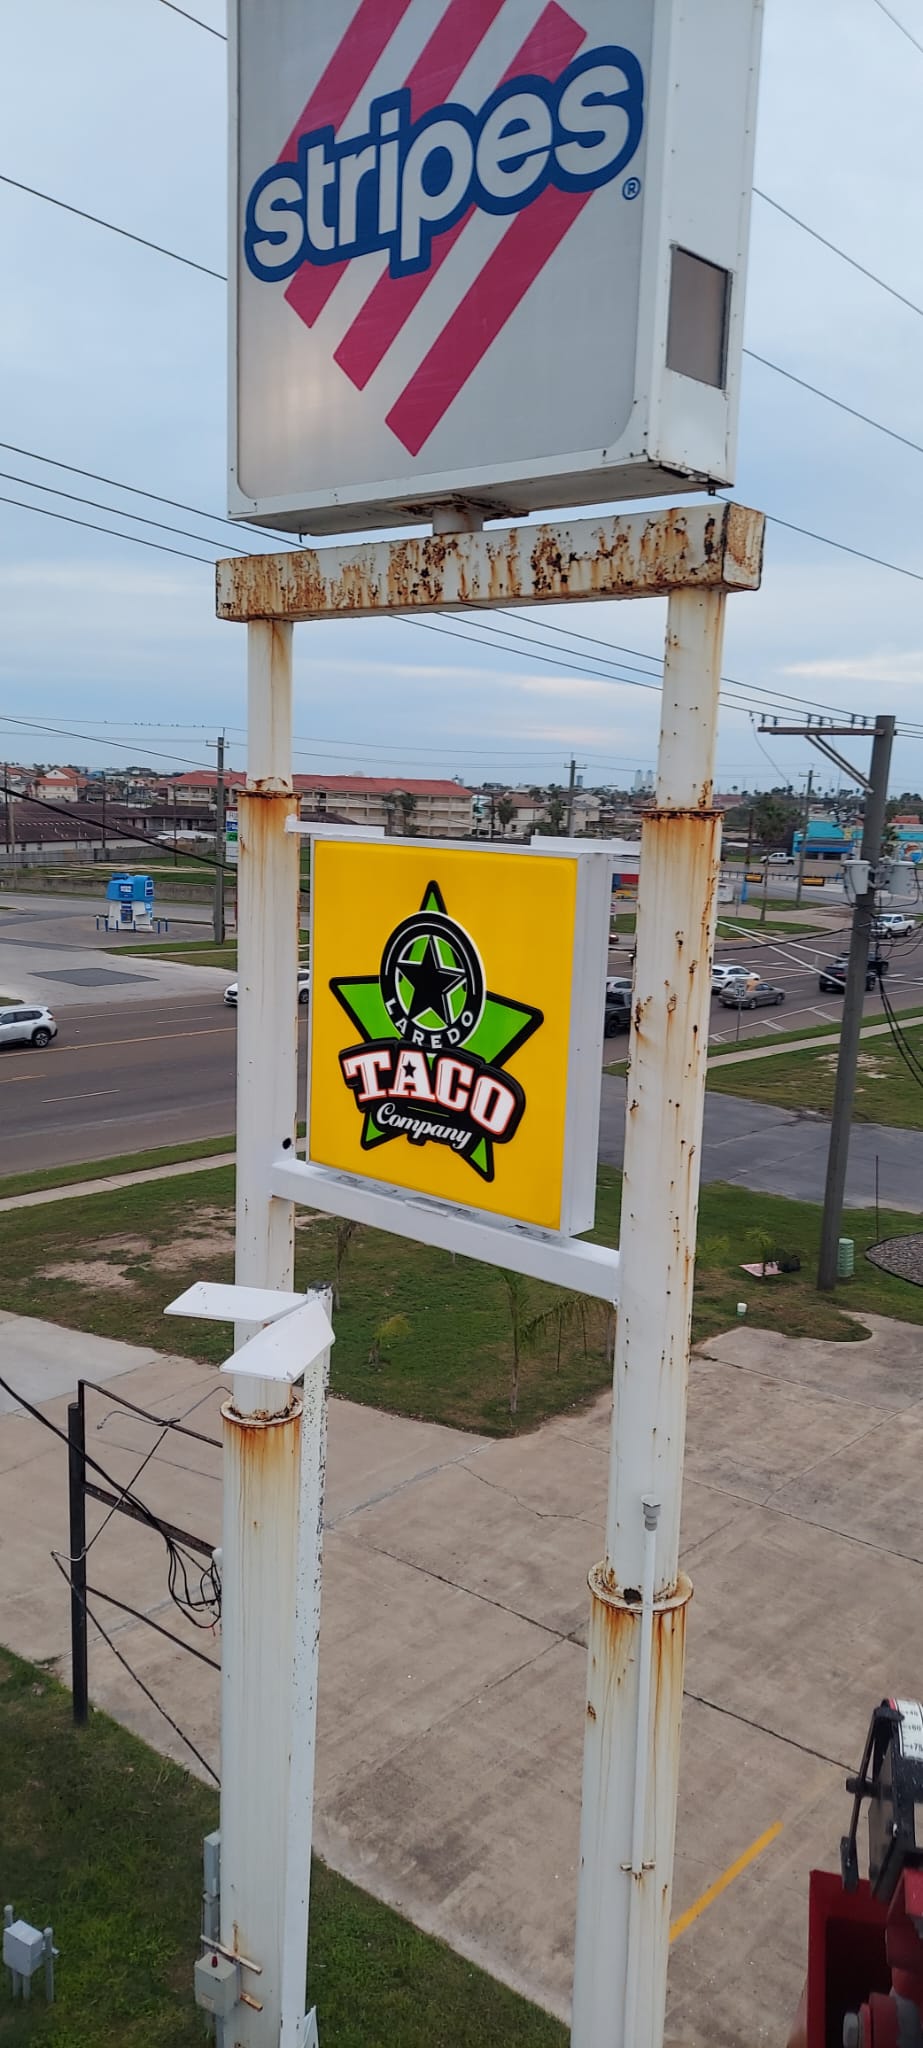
<box><xmin>396</xmin><ymin>790</ymin><xmax>417</xmax><ymax>836</ymax></box>
<box><xmin>496</xmin><ymin>795</ymin><xmax>516</xmax><ymax>838</ymax></box>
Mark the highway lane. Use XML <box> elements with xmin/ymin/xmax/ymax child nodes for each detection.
<box><xmin>0</xmin><ymin>993</ymin><xmax>279</xmax><ymax>1173</ymax></box>
<box><xmin>2</xmin><ymin>923</ymin><xmax>922</xmax><ymax>1178</ymax></box>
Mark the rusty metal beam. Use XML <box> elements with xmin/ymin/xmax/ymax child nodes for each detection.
<box><xmin>216</xmin><ymin>502</ymin><xmax>764</xmax><ymax>623</ymax></box>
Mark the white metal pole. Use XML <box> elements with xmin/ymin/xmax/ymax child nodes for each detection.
<box><xmin>219</xmin><ymin>618</ymin><xmax>308</xmax><ymax>2046</ymax></box>
<box><xmin>571</xmin><ymin>588</ymin><xmax>727</xmax><ymax>2048</ymax></box>
<box><xmin>235</xmin><ymin>620</ymin><xmax>299</xmax><ymax>1351</ymax></box>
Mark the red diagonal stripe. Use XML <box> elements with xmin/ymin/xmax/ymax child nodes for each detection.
<box><xmin>285</xmin><ymin>0</ymin><xmax>507</xmax><ymax>333</ymax></box>
<box><xmin>335</xmin><ymin>2</ymin><xmax>584</xmax><ymax>393</ymax></box>
<box><xmin>279</xmin><ymin>0</ymin><xmax>413</xmax><ymax>160</ymax></box>
<box><xmin>386</xmin><ymin>182</ymin><xmax>590</xmax><ymax>456</ymax></box>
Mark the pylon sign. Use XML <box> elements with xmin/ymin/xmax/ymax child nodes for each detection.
<box><xmin>230</xmin><ymin>0</ymin><xmax>764</xmax><ymax>534</ymax></box>
<box><xmin>307</xmin><ymin>839</ymin><xmax>610</xmax><ymax>1234</ymax></box>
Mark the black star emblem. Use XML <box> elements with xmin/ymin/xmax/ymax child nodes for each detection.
<box><xmin>397</xmin><ymin>933</ymin><xmax>467</xmax><ymax>1028</ymax></box>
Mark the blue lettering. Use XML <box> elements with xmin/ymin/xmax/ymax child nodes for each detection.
<box><xmin>243</xmin><ymin>47</ymin><xmax>645</xmax><ymax>286</ymax></box>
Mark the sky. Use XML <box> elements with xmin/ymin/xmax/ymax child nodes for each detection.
<box><xmin>1</xmin><ymin>0</ymin><xmax>922</xmax><ymax>796</ymax></box>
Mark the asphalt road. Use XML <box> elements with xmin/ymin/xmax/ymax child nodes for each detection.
<box><xmin>0</xmin><ymin>993</ymin><xmax>250</xmax><ymax>1172</ymax></box>
<box><xmin>1</xmin><ymin>900</ymin><xmax>922</xmax><ymax>1190</ymax></box>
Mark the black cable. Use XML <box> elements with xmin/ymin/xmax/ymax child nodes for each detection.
<box><xmin>50</xmin><ymin>1555</ymin><xmax>220</xmax><ymax>1782</ymax></box>
<box><xmin>753</xmin><ymin>187</ymin><xmax>923</xmax><ymax>322</ymax></box>
<box><xmin>870</xmin><ymin>0</ymin><xmax>923</xmax><ymax>58</ymax></box>
<box><xmin>0</xmin><ymin>438</ymin><xmax>302</xmax><ymax>551</ymax></box>
<box><xmin>0</xmin><ymin>1370</ymin><xmax>221</xmax><ymax>1631</ymax></box>
<box><xmin>157</xmin><ymin>0</ymin><xmax>225</xmax><ymax>37</ymax></box>
<box><xmin>80</xmin><ymin>1582</ymin><xmax>220</xmax><ymax>1672</ymax></box>
<box><xmin>0</xmin><ymin>485</ymin><xmax>216</xmax><ymax>564</ymax></box>
<box><xmin>0</xmin><ymin>775</ymin><xmax>228</xmax><ymax>871</ymax></box>
<box><xmin>0</xmin><ymin>172</ymin><xmax>225</xmax><ymax>282</ymax></box>
<box><xmin>0</xmin><ymin>710</ymin><xmax>219</xmax><ymax>772</ymax></box>
<box><xmin>5</xmin><ymin>171</ymin><xmax>923</xmax><ymax>586</ymax></box>
<box><xmin>743</xmin><ymin>348</ymin><xmax>923</xmax><ymax>461</ymax></box>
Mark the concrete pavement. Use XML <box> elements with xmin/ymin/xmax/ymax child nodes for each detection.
<box><xmin>0</xmin><ymin>897</ymin><xmax>229</xmax><ymax>1009</ymax></box>
<box><xmin>601</xmin><ymin>1071</ymin><xmax>923</xmax><ymax>1212</ymax></box>
<box><xmin>2</xmin><ymin>1306</ymin><xmax>922</xmax><ymax>2041</ymax></box>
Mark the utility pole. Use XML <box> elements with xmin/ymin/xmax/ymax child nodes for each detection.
<box><xmin>745</xmin><ymin>805</ymin><xmax>754</xmax><ymax>868</ymax></box>
<box><xmin>794</xmin><ymin>766</ymin><xmax>813</xmax><ymax>907</ymax></box>
<box><xmin>757</xmin><ymin>717</ymin><xmax>894</xmax><ymax>1290</ymax></box>
<box><xmin>3</xmin><ymin>766</ymin><xmax>12</xmax><ymax>869</ymax></box>
<box><xmin>213</xmin><ymin>734</ymin><xmax>226</xmax><ymax>946</ymax></box>
<box><xmin>172</xmin><ymin>781</ymin><xmax>179</xmax><ymax>866</ymax></box>
<box><xmin>100</xmin><ymin>774</ymin><xmax>108</xmax><ymax>864</ymax></box>
<box><xmin>566</xmin><ymin>756</ymin><xmax>577</xmax><ymax>835</ymax></box>
<box><xmin>818</xmin><ymin>716</ymin><xmax>894</xmax><ymax>1289</ymax></box>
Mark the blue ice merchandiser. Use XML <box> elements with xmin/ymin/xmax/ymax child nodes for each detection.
<box><xmin>105</xmin><ymin>872</ymin><xmax>155</xmax><ymax>931</ymax></box>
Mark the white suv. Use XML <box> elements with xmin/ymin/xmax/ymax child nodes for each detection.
<box><xmin>0</xmin><ymin>1004</ymin><xmax>58</xmax><ymax>1049</ymax></box>
<box><xmin>712</xmin><ymin>963</ymin><xmax>752</xmax><ymax>993</ymax></box>
<box><xmin>224</xmin><ymin>970</ymin><xmax>311</xmax><ymax>1008</ymax></box>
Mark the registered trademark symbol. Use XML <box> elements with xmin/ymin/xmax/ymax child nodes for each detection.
<box><xmin>622</xmin><ymin>176</ymin><xmax>642</xmax><ymax>200</ymax></box>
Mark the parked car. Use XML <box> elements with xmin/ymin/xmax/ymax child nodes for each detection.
<box><xmin>818</xmin><ymin>954</ymin><xmax>886</xmax><ymax>994</ymax></box>
<box><xmin>0</xmin><ymin>1003</ymin><xmax>57</xmax><ymax>1049</ymax></box>
<box><xmin>604</xmin><ymin>991</ymin><xmax>632</xmax><ymax>1036</ymax></box>
<box><xmin>606</xmin><ymin>976</ymin><xmax>633</xmax><ymax>997</ymax></box>
<box><xmin>712</xmin><ymin>963</ymin><xmax>752</xmax><ymax>992</ymax></box>
<box><xmin>872</xmin><ymin>913</ymin><xmax>916</xmax><ymax>938</ymax></box>
<box><xmin>224</xmin><ymin>970</ymin><xmax>311</xmax><ymax>1008</ymax></box>
<box><xmin>718</xmin><ymin>981</ymin><xmax>785</xmax><ymax>1010</ymax></box>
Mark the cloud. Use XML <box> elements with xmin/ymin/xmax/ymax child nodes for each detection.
<box><xmin>783</xmin><ymin>653</ymin><xmax>923</xmax><ymax>686</ymax></box>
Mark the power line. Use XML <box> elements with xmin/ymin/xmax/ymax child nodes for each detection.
<box><xmin>50</xmin><ymin>1556</ymin><xmax>220</xmax><ymax>1782</ymax></box>
<box><xmin>0</xmin><ymin>486</ymin><xmax>217</xmax><ymax>564</ymax></box>
<box><xmin>870</xmin><ymin>0</ymin><xmax>923</xmax><ymax>58</ymax></box>
<box><xmin>157</xmin><ymin>0</ymin><xmax>225</xmax><ymax>37</ymax></box>
<box><xmin>0</xmin><ymin>439</ymin><xmax>302</xmax><ymax>551</ymax></box>
<box><xmin>0</xmin><ymin>465</ymin><xmax>255</xmax><ymax>554</ymax></box>
<box><xmin>743</xmin><ymin>348</ymin><xmax>923</xmax><ymax>462</ymax></box>
<box><xmin>0</xmin><ymin>172</ymin><xmax>225</xmax><ymax>281</ymax></box>
<box><xmin>753</xmin><ymin>187</ymin><xmax>923</xmax><ymax>322</ymax></box>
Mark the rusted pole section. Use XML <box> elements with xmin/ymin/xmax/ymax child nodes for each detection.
<box><xmin>571</xmin><ymin>588</ymin><xmax>727</xmax><ymax>2048</ymax></box>
<box><xmin>235</xmin><ymin>621</ymin><xmax>299</xmax><ymax>1348</ymax></box>
<box><xmin>219</xmin><ymin>618</ymin><xmax>304</xmax><ymax>2044</ymax></box>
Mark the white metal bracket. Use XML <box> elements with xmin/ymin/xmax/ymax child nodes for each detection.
<box><xmin>298</xmin><ymin>2010</ymin><xmax>319</xmax><ymax>2048</ymax></box>
<box><xmin>269</xmin><ymin>1155</ymin><xmax>620</xmax><ymax>1304</ymax></box>
<box><xmin>164</xmin><ymin>1285</ymin><xmax>335</xmax><ymax>1400</ymax></box>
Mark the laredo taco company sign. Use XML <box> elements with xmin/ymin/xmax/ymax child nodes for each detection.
<box><xmin>230</xmin><ymin>0</ymin><xmax>763</xmax><ymax>534</ymax></box>
<box><xmin>307</xmin><ymin>840</ymin><xmax>610</xmax><ymax>1234</ymax></box>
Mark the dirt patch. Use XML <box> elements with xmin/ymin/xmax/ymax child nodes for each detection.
<box><xmin>93</xmin><ymin>1235</ymin><xmax>151</xmax><ymax>1262</ymax></box>
<box><xmin>149</xmin><ymin>1206</ymin><xmax>236</xmax><ymax>1273</ymax></box>
<box><xmin>41</xmin><ymin>1259</ymin><xmax>135</xmax><ymax>1292</ymax></box>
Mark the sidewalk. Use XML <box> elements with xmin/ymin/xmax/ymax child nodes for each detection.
<box><xmin>1</xmin><ymin>1306</ymin><xmax>921</xmax><ymax>2041</ymax></box>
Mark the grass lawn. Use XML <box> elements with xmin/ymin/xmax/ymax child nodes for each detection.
<box><xmin>705</xmin><ymin>1028</ymin><xmax>923</xmax><ymax>1130</ymax></box>
<box><xmin>715</xmin><ymin>915</ymin><xmax>828</xmax><ymax>937</ymax></box>
<box><xmin>0</xmin><ymin>1649</ymin><xmax>563</xmax><ymax>2048</ymax></box>
<box><xmin>1</xmin><ymin>1165</ymin><xmax>922</xmax><ymax>1432</ymax></box>
<box><xmin>708</xmin><ymin>1010</ymin><xmax>923</xmax><ymax>1059</ymax></box>
<box><xmin>0</xmin><ymin>1136</ymin><xmax>233</xmax><ymax>1204</ymax></box>
<box><xmin>105</xmin><ymin>939</ymin><xmax>240</xmax><ymax>969</ymax></box>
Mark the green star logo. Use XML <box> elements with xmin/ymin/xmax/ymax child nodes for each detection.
<box><xmin>331</xmin><ymin>881</ymin><xmax>544</xmax><ymax>1182</ymax></box>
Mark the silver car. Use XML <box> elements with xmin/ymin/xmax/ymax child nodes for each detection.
<box><xmin>0</xmin><ymin>1003</ymin><xmax>58</xmax><ymax>1049</ymax></box>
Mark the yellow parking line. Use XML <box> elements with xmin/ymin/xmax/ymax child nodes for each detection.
<box><xmin>670</xmin><ymin>1821</ymin><xmax>782</xmax><ymax>1943</ymax></box>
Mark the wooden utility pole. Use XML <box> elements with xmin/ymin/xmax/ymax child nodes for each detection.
<box><xmin>213</xmin><ymin>734</ymin><xmax>226</xmax><ymax>945</ymax></box>
<box><xmin>794</xmin><ymin>767</ymin><xmax>813</xmax><ymax>907</ymax></box>
<box><xmin>757</xmin><ymin>717</ymin><xmax>895</xmax><ymax>1290</ymax></box>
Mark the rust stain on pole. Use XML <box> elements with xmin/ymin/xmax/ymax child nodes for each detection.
<box><xmin>216</xmin><ymin>504</ymin><xmax>764</xmax><ymax>623</ymax></box>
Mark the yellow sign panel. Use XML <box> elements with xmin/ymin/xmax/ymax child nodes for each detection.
<box><xmin>308</xmin><ymin>840</ymin><xmax>586</xmax><ymax>1233</ymax></box>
